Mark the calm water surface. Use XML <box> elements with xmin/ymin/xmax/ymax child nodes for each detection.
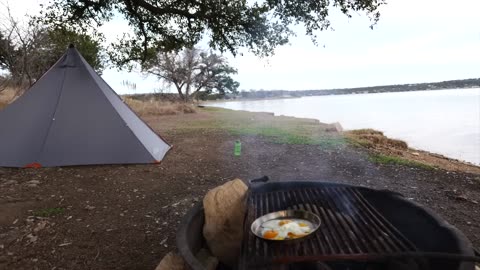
<box><xmin>209</xmin><ymin>88</ymin><xmax>480</xmax><ymax>165</ymax></box>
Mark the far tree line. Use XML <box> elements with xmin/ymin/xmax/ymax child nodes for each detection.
<box><xmin>236</xmin><ymin>78</ymin><xmax>480</xmax><ymax>99</ymax></box>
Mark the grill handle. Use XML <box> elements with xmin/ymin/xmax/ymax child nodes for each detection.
<box><xmin>249</xmin><ymin>176</ymin><xmax>270</xmax><ymax>185</ymax></box>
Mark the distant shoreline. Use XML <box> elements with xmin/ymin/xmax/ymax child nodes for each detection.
<box><xmin>204</xmin><ymin>86</ymin><xmax>479</xmax><ymax>103</ymax></box>
<box><xmin>202</xmin><ymin>96</ymin><xmax>301</xmax><ymax>103</ymax></box>
<box><xmin>225</xmin><ymin>78</ymin><xmax>480</xmax><ymax>101</ymax></box>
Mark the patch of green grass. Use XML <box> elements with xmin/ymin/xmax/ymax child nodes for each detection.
<box><xmin>229</xmin><ymin>126</ymin><xmax>290</xmax><ymax>138</ymax></box>
<box><xmin>201</xmin><ymin>107</ymin><xmax>224</xmax><ymax>112</ymax></box>
<box><xmin>277</xmin><ymin>133</ymin><xmax>316</xmax><ymax>145</ymax></box>
<box><xmin>315</xmin><ymin>136</ymin><xmax>347</xmax><ymax>148</ymax></box>
<box><xmin>228</xmin><ymin>125</ymin><xmax>344</xmax><ymax>147</ymax></box>
<box><xmin>171</xmin><ymin>107</ymin><xmax>346</xmax><ymax>148</ymax></box>
<box><xmin>33</xmin><ymin>207</ymin><xmax>65</xmax><ymax>217</ymax></box>
<box><xmin>369</xmin><ymin>154</ymin><xmax>435</xmax><ymax>170</ymax></box>
<box><xmin>345</xmin><ymin>136</ymin><xmax>372</xmax><ymax>148</ymax></box>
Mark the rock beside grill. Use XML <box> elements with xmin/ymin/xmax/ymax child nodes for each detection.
<box><xmin>203</xmin><ymin>179</ymin><xmax>248</xmax><ymax>266</ymax></box>
<box><xmin>154</xmin><ymin>249</ymin><xmax>218</xmax><ymax>270</ymax></box>
<box><xmin>196</xmin><ymin>248</ymin><xmax>219</xmax><ymax>270</ymax></box>
<box><xmin>155</xmin><ymin>252</ymin><xmax>185</xmax><ymax>270</ymax></box>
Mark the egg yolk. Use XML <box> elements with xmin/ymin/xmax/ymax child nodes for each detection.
<box><xmin>263</xmin><ymin>230</ymin><xmax>279</xmax><ymax>239</ymax></box>
<box><xmin>288</xmin><ymin>232</ymin><xmax>306</xmax><ymax>239</ymax></box>
<box><xmin>298</xmin><ymin>222</ymin><xmax>309</xmax><ymax>227</ymax></box>
<box><xmin>278</xmin><ymin>220</ymin><xmax>292</xmax><ymax>226</ymax></box>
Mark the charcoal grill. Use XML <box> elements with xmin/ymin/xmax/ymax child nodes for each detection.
<box><xmin>240</xmin><ymin>178</ymin><xmax>477</xmax><ymax>270</ymax></box>
<box><xmin>177</xmin><ymin>178</ymin><xmax>479</xmax><ymax>270</ymax></box>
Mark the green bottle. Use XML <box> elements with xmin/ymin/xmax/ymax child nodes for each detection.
<box><xmin>234</xmin><ymin>140</ymin><xmax>242</xmax><ymax>156</ymax></box>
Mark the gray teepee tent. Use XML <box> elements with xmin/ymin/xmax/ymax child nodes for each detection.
<box><xmin>0</xmin><ymin>45</ymin><xmax>171</xmax><ymax>167</ymax></box>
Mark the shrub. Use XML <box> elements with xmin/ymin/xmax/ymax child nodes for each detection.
<box><xmin>0</xmin><ymin>88</ymin><xmax>20</xmax><ymax>110</ymax></box>
<box><xmin>347</xmin><ymin>129</ymin><xmax>408</xmax><ymax>150</ymax></box>
<box><xmin>123</xmin><ymin>97</ymin><xmax>196</xmax><ymax>116</ymax></box>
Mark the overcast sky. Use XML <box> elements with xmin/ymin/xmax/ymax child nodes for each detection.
<box><xmin>4</xmin><ymin>0</ymin><xmax>480</xmax><ymax>94</ymax></box>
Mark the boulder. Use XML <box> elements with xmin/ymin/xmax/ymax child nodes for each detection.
<box><xmin>203</xmin><ymin>179</ymin><xmax>248</xmax><ymax>266</ymax></box>
<box><xmin>325</xmin><ymin>122</ymin><xmax>343</xmax><ymax>133</ymax></box>
<box><xmin>155</xmin><ymin>252</ymin><xmax>185</xmax><ymax>270</ymax></box>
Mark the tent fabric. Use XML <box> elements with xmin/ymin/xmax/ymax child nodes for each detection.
<box><xmin>0</xmin><ymin>47</ymin><xmax>171</xmax><ymax>167</ymax></box>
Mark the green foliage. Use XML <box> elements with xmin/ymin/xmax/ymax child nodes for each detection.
<box><xmin>0</xmin><ymin>16</ymin><xmax>105</xmax><ymax>86</ymax></box>
<box><xmin>196</xmin><ymin>51</ymin><xmax>240</xmax><ymax>98</ymax></box>
<box><xmin>369</xmin><ymin>154</ymin><xmax>435</xmax><ymax>170</ymax></box>
<box><xmin>37</xmin><ymin>0</ymin><xmax>385</xmax><ymax>67</ymax></box>
<box><xmin>33</xmin><ymin>207</ymin><xmax>65</xmax><ymax>217</ymax></box>
<box><xmin>214</xmin><ymin>75</ymin><xmax>240</xmax><ymax>98</ymax></box>
<box><xmin>46</xmin><ymin>27</ymin><xmax>106</xmax><ymax>74</ymax></box>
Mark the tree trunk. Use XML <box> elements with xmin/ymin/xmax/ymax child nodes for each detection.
<box><xmin>175</xmin><ymin>83</ymin><xmax>185</xmax><ymax>102</ymax></box>
<box><xmin>185</xmin><ymin>82</ymin><xmax>191</xmax><ymax>103</ymax></box>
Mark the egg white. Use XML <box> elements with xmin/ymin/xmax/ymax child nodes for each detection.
<box><xmin>261</xmin><ymin>219</ymin><xmax>313</xmax><ymax>240</ymax></box>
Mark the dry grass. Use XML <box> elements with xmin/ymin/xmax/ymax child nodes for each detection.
<box><xmin>347</xmin><ymin>129</ymin><xmax>408</xmax><ymax>151</ymax></box>
<box><xmin>123</xmin><ymin>97</ymin><xmax>196</xmax><ymax>116</ymax></box>
<box><xmin>0</xmin><ymin>88</ymin><xmax>19</xmax><ymax>110</ymax></box>
<box><xmin>1</xmin><ymin>89</ymin><xmax>197</xmax><ymax>116</ymax></box>
<box><xmin>346</xmin><ymin>128</ymin><xmax>480</xmax><ymax>174</ymax></box>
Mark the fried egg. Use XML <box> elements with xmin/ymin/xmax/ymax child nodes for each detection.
<box><xmin>261</xmin><ymin>218</ymin><xmax>313</xmax><ymax>240</ymax></box>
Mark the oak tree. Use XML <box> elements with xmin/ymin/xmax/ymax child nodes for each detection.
<box><xmin>38</xmin><ymin>0</ymin><xmax>385</xmax><ymax>67</ymax></box>
<box><xmin>143</xmin><ymin>47</ymin><xmax>239</xmax><ymax>101</ymax></box>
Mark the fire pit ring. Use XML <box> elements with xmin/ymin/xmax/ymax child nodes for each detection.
<box><xmin>176</xmin><ymin>203</ymin><xmax>207</xmax><ymax>270</ymax></box>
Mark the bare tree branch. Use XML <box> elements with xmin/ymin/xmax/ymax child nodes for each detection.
<box><xmin>142</xmin><ymin>47</ymin><xmax>238</xmax><ymax>102</ymax></box>
<box><xmin>0</xmin><ymin>3</ymin><xmax>104</xmax><ymax>91</ymax></box>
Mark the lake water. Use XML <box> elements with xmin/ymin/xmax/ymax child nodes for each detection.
<box><xmin>209</xmin><ymin>88</ymin><xmax>480</xmax><ymax>165</ymax></box>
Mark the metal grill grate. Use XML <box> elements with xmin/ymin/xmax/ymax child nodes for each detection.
<box><xmin>239</xmin><ymin>186</ymin><xmax>418</xmax><ymax>269</ymax></box>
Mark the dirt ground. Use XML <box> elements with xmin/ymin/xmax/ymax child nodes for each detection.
<box><xmin>0</xmin><ymin>109</ymin><xmax>479</xmax><ymax>270</ymax></box>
